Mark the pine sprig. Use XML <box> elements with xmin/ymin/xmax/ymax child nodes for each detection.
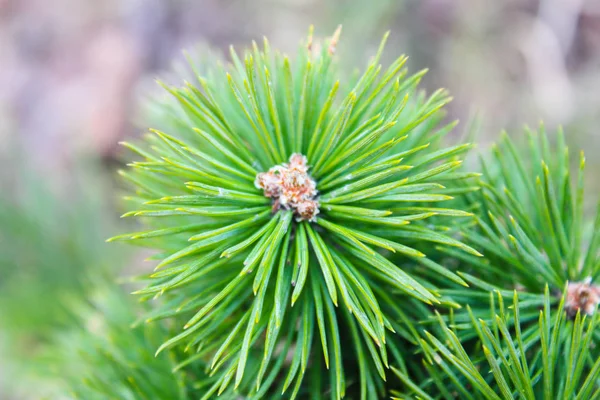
<box><xmin>434</xmin><ymin>126</ymin><xmax>600</xmax><ymax>316</ymax></box>
<box><xmin>112</xmin><ymin>27</ymin><xmax>479</xmax><ymax>398</ymax></box>
<box><xmin>393</xmin><ymin>288</ymin><xmax>600</xmax><ymax>399</ymax></box>
<box><xmin>398</xmin><ymin>126</ymin><xmax>600</xmax><ymax>398</ymax></box>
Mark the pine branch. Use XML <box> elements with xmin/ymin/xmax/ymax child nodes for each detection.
<box><xmin>393</xmin><ymin>288</ymin><xmax>600</xmax><ymax>399</ymax></box>
<box><xmin>397</xmin><ymin>126</ymin><xmax>600</xmax><ymax>398</ymax></box>
<box><xmin>112</xmin><ymin>27</ymin><xmax>479</xmax><ymax>398</ymax></box>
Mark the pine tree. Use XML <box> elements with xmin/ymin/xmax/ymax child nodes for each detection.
<box><xmin>26</xmin><ymin>27</ymin><xmax>599</xmax><ymax>399</ymax></box>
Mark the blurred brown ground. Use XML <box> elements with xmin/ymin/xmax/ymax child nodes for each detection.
<box><xmin>1</xmin><ymin>0</ymin><xmax>599</xmax><ymax>168</ymax></box>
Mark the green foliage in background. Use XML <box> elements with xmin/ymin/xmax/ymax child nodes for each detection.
<box><xmin>0</xmin><ymin>154</ymin><xmax>126</xmax><ymax>395</ymax></box>
<box><xmin>0</xmin><ymin>157</ymin><xmax>119</xmax><ymax>348</ymax></box>
<box><xmin>44</xmin><ymin>288</ymin><xmax>198</xmax><ymax>400</ymax></box>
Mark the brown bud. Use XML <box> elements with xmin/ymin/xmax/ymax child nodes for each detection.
<box><xmin>255</xmin><ymin>153</ymin><xmax>320</xmax><ymax>222</ymax></box>
<box><xmin>565</xmin><ymin>278</ymin><xmax>600</xmax><ymax>318</ymax></box>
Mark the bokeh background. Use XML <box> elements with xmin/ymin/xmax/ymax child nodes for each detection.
<box><xmin>1</xmin><ymin>0</ymin><xmax>599</xmax><ymax>397</ymax></box>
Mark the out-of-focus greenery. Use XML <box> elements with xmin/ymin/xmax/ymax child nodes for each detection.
<box><xmin>0</xmin><ymin>151</ymin><xmax>126</xmax><ymax>395</ymax></box>
<box><xmin>0</xmin><ymin>168</ymin><xmax>111</xmax><ymax>335</ymax></box>
<box><xmin>41</xmin><ymin>287</ymin><xmax>195</xmax><ymax>400</ymax></box>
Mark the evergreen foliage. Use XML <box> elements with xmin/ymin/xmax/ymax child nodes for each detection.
<box><xmin>392</xmin><ymin>127</ymin><xmax>600</xmax><ymax>398</ymax></box>
<box><xmin>111</xmin><ymin>27</ymin><xmax>483</xmax><ymax>398</ymax></box>
<box><xmin>4</xmin><ymin>27</ymin><xmax>596</xmax><ymax>399</ymax></box>
<box><xmin>393</xmin><ymin>289</ymin><xmax>600</xmax><ymax>399</ymax></box>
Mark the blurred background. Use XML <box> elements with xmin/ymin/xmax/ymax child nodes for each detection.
<box><xmin>1</xmin><ymin>0</ymin><xmax>599</xmax><ymax>397</ymax></box>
